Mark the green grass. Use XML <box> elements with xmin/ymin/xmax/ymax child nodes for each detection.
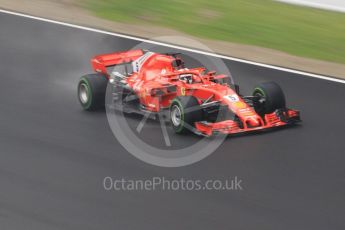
<box><xmin>82</xmin><ymin>0</ymin><xmax>345</xmax><ymax>64</ymax></box>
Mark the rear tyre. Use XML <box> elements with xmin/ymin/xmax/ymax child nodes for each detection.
<box><xmin>253</xmin><ymin>81</ymin><xmax>286</xmax><ymax>114</ymax></box>
<box><xmin>170</xmin><ymin>96</ymin><xmax>202</xmax><ymax>134</ymax></box>
<box><xmin>78</xmin><ymin>73</ymin><xmax>108</xmax><ymax>111</ymax></box>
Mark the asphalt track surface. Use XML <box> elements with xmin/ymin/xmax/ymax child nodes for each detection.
<box><xmin>1</xmin><ymin>12</ymin><xmax>345</xmax><ymax>230</ymax></box>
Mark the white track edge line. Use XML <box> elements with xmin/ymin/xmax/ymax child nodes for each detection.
<box><xmin>1</xmin><ymin>8</ymin><xmax>344</xmax><ymax>84</ymax></box>
<box><xmin>276</xmin><ymin>0</ymin><xmax>345</xmax><ymax>13</ymax></box>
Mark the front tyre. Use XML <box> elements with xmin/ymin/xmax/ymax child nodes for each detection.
<box><xmin>78</xmin><ymin>73</ymin><xmax>108</xmax><ymax>111</ymax></box>
<box><xmin>170</xmin><ymin>96</ymin><xmax>202</xmax><ymax>134</ymax></box>
<box><xmin>253</xmin><ymin>81</ymin><xmax>286</xmax><ymax>115</ymax></box>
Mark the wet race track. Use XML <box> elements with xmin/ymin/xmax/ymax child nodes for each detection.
<box><xmin>0</xmin><ymin>11</ymin><xmax>345</xmax><ymax>230</ymax></box>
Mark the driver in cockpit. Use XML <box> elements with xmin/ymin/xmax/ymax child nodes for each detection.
<box><xmin>179</xmin><ymin>74</ymin><xmax>193</xmax><ymax>84</ymax></box>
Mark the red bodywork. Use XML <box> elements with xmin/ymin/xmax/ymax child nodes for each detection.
<box><xmin>91</xmin><ymin>49</ymin><xmax>300</xmax><ymax>136</ymax></box>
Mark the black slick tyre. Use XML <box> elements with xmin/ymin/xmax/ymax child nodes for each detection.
<box><xmin>253</xmin><ymin>81</ymin><xmax>286</xmax><ymax>114</ymax></box>
<box><xmin>78</xmin><ymin>73</ymin><xmax>108</xmax><ymax>111</ymax></box>
<box><xmin>170</xmin><ymin>96</ymin><xmax>202</xmax><ymax>134</ymax></box>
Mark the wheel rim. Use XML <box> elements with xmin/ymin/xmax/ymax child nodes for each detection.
<box><xmin>253</xmin><ymin>90</ymin><xmax>266</xmax><ymax>114</ymax></box>
<box><xmin>254</xmin><ymin>92</ymin><xmax>263</xmax><ymax>98</ymax></box>
<box><xmin>79</xmin><ymin>83</ymin><xmax>89</xmax><ymax>104</ymax></box>
<box><xmin>171</xmin><ymin>105</ymin><xmax>182</xmax><ymax>126</ymax></box>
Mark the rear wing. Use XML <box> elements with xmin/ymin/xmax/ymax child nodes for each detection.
<box><xmin>91</xmin><ymin>49</ymin><xmax>144</xmax><ymax>75</ymax></box>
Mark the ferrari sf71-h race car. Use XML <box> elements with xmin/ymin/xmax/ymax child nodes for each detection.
<box><xmin>78</xmin><ymin>49</ymin><xmax>300</xmax><ymax>136</ymax></box>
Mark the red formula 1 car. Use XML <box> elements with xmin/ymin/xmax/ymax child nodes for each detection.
<box><xmin>78</xmin><ymin>49</ymin><xmax>300</xmax><ymax>136</ymax></box>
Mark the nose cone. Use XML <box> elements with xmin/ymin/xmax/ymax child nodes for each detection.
<box><xmin>247</xmin><ymin>117</ymin><xmax>261</xmax><ymax>127</ymax></box>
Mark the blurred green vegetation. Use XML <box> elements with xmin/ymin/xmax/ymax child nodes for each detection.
<box><xmin>83</xmin><ymin>0</ymin><xmax>345</xmax><ymax>64</ymax></box>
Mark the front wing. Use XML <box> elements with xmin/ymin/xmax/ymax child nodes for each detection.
<box><xmin>194</xmin><ymin>109</ymin><xmax>301</xmax><ymax>136</ymax></box>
